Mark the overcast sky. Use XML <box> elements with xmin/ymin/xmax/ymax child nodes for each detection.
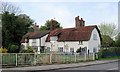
<box><xmin>1</xmin><ymin>0</ymin><xmax>119</xmax><ymax>28</ymax></box>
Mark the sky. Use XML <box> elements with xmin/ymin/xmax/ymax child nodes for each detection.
<box><xmin>1</xmin><ymin>0</ymin><xmax>119</xmax><ymax>28</ymax></box>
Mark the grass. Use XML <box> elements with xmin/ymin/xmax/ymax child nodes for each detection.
<box><xmin>98</xmin><ymin>56</ymin><xmax>120</xmax><ymax>60</ymax></box>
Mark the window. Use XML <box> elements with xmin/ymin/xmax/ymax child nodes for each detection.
<box><xmin>32</xmin><ymin>39</ymin><xmax>36</xmax><ymax>46</ymax></box>
<box><xmin>79</xmin><ymin>41</ymin><xmax>83</xmax><ymax>45</ymax></box>
<box><xmin>58</xmin><ymin>47</ymin><xmax>63</xmax><ymax>52</ymax></box>
<box><xmin>70</xmin><ymin>48</ymin><xmax>74</xmax><ymax>53</ymax></box>
<box><xmin>93</xmin><ymin>34</ymin><xmax>97</xmax><ymax>40</ymax></box>
<box><xmin>93</xmin><ymin>48</ymin><xmax>97</xmax><ymax>53</ymax></box>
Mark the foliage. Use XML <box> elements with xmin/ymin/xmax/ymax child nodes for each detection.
<box><xmin>98</xmin><ymin>22</ymin><xmax>118</xmax><ymax>38</ymax></box>
<box><xmin>8</xmin><ymin>44</ymin><xmax>19</xmax><ymax>53</ymax></box>
<box><xmin>40</xmin><ymin>19</ymin><xmax>62</xmax><ymax>31</ymax></box>
<box><xmin>76</xmin><ymin>47</ymin><xmax>81</xmax><ymax>53</ymax></box>
<box><xmin>2</xmin><ymin>12</ymin><xmax>34</xmax><ymax>51</ymax></box>
<box><xmin>98</xmin><ymin>47</ymin><xmax>120</xmax><ymax>58</ymax></box>
<box><xmin>0</xmin><ymin>47</ymin><xmax>8</xmax><ymax>53</ymax></box>
<box><xmin>22</xmin><ymin>46</ymin><xmax>34</xmax><ymax>53</ymax></box>
<box><xmin>115</xmin><ymin>33</ymin><xmax>120</xmax><ymax>47</ymax></box>
<box><xmin>101</xmin><ymin>35</ymin><xmax>114</xmax><ymax>47</ymax></box>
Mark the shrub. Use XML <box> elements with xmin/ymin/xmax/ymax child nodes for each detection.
<box><xmin>23</xmin><ymin>46</ymin><xmax>34</xmax><ymax>53</ymax></box>
<box><xmin>98</xmin><ymin>47</ymin><xmax>120</xmax><ymax>58</ymax></box>
<box><xmin>0</xmin><ymin>47</ymin><xmax>8</xmax><ymax>53</ymax></box>
<box><xmin>76</xmin><ymin>47</ymin><xmax>81</xmax><ymax>53</ymax></box>
<box><xmin>8</xmin><ymin>44</ymin><xmax>19</xmax><ymax>53</ymax></box>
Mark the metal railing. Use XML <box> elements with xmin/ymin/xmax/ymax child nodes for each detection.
<box><xmin>0</xmin><ymin>52</ymin><xmax>95</xmax><ymax>66</ymax></box>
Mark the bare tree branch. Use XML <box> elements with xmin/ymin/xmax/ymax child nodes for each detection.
<box><xmin>0</xmin><ymin>2</ymin><xmax>22</xmax><ymax>15</ymax></box>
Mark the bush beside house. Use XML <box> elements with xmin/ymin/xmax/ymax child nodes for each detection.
<box><xmin>0</xmin><ymin>48</ymin><xmax>8</xmax><ymax>53</ymax></box>
<box><xmin>98</xmin><ymin>47</ymin><xmax>120</xmax><ymax>59</ymax></box>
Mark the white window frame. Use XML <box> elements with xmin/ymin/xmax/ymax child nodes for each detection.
<box><xmin>79</xmin><ymin>41</ymin><xmax>83</xmax><ymax>45</ymax></box>
<box><xmin>93</xmin><ymin>34</ymin><xmax>97</xmax><ymax>40</ymax></box>
<box><xmin>58</xmin><ymin>47</ymin><xmax>63</xmax><ymax>52</ymax></box>
<box><xmin>32</xmin><ymin>39</ymin><xmax>36</xmax><ymax>46</ymax></box>
<box><xmin>70</xmin><ymin>48</ymin><xmax>74</xmax><ymax>53</ymax></box>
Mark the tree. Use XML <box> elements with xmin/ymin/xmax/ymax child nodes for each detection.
<box><xmin>98</xmin><ymin>22</ymin><xmax>118</xmax><ymax>38</ymax></box>
<box><xmin>0</xmin><ymin>2</ymin><xmax>22</xmax><ymax>14</ymax></box>
<box><xmin>101</xmin><ymin>35</ymin><xmax>114</xmax><ymax>47</ymax></box>
<box><xmin>40</xmin><ymin>19</ymin><xmax>62</xmax><ymax>31</ymax></box>
<box><xmin>115</xmin><ymin>33</ymin><xmax>120</xmax><ymax>47</ymax></box>
<box><xmin>2</xmin><ymin>12</ymin><xmax>34</xmax><ymax>52</ymax></box>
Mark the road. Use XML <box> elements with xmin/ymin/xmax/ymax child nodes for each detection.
<box><xmin>41</xmin><ymin>62</ymin><xmax>119</xmax><ymax>72</ymax></box>
<box><xmin>61</xmin><ymin>61</ymin><xmax>118</xmax><ymax>70</ymax></box>
<box><xmin>2</xmin><ymin>61</ymin><xmax>119</xmax><ymax>72</ymax></box>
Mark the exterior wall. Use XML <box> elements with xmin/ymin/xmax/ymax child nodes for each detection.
<box><xmin>57</xmin><ymin>41</ymin><xmax>88</xmax><ymax>53</ymax></box>
<box><xmin>88</xmin><ymin>28</ymin><xmax>101</xmax><ymax>53</ymax></box>
<box><xmin>45</xmin><ymin>40</ymin><xmax>88</xmax><ymax>53</ymax></box>
<box><xmin>41</xmin><ymin>34</ymin><xmax>48</xmax><ymax>46</ymax></box>
<box><xmin>28</xmin><ymin>34</ymin><xmax>48</xmax><ymax>47</ymax></box>
<box><xmin>29</xmin><ymin>39</ymin><xmax>40</xmax><ymax>47</ymax></box>
<box><xmin>22</xmin><ymin>34</ymin><xmax>48</xmax><ymax>53</ymax></box>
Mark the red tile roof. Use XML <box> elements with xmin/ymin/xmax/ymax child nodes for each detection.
<box><xmin>46</xmin><ymin>25</ymin><xmax>101</xmax><ymax>42</ymax></box>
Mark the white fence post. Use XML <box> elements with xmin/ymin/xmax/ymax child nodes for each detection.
<box><xmin>75</xmin><ymin>53</ymin><xmax>76</xmax><ymax>62</ymax></box>
<box><xmin>93</xmin><ymin>53</ymin><xmax>95</xmax><ymax>60</ymax></box>
<box><xmin>15</xmin><ymin>54</ymin><xmax>18</xmax><ymax>66</ymax></box>
<box><xmin>50</xmin><ymin>53</ymin><xmax>52</xmax><ymax>64</ymax></box>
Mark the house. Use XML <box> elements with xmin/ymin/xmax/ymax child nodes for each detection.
<box><xmin>21</xmin><ymin>16</ymin><xmax>101</xmax><ymax>54</ymax></box>
<box><xmin>20</xmin><ymin>24</ymin><xmax>50</xmax><ymax>53</ymax></box>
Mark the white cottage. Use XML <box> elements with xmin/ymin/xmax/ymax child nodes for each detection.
<box><xmin>21</xmin><ymin>16</ymin><xmax>101</xmax><ymax>54</ymax></box>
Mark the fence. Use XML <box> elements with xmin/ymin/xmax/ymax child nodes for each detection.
<box><xmin>0</xmin><ymin>52</ymin><xmax>95</xmax><ymax>66</ymax></box>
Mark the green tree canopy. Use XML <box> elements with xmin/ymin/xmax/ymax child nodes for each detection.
<box><xmin>101</xmin><ymin>35</ymin><xmax>114</xmax><ymax>47</ymax></box>
<box><xmin>2</xmin><ymin>12</ymin><xmax>34</xmax><ymax>52</ymax></box>
<box><xmin>115</xmin><ymin>33</ymin><xmax>120</xmax><ymax>47</ymax></box>
<box><xmin>40</xmin><ymin>19</ymin><xmax>62</xmax><ymax>31</ymax></box>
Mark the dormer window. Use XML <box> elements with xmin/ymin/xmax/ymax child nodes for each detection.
<box><xmin>79</xmin><ymin>41</ymin><xmax>83</xmax><ymax>45</ymax></box>
<box><xmin>93</xmin><ymin>34</ymin><xmax>97</xmax><ymax>40</ymax></box>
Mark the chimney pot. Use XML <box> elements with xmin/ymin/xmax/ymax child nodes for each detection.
<box><xmin>75</xmin><ymin>16</ymin><xmax>85</xmax><ymax>28</ymax></box>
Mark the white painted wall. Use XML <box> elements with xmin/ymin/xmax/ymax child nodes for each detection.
<box><xmin>88</xmin><ymin>28</ymin><xmax>101</xmax><ymax>53</ymax></box>
<box><xmin>45</xmin><ymin>41</ymin><xmax>88</xmax><ymax>53</ymax></box>
<box><xmin>50</xmin><ymin>36</ymin><xmax>58</xmax><ymax>41</ymax></box>
<box><xmin>41</xmin><ymin>34</ymin><xmax>48</xmax><ymax>46</ymax></box>
<box><xmin>28</xmin><ymin>34</ymin><xmax>48</xmax><ymax>47</ymax></box>
<box><xmin>29</xmin><ymin>39</ymin><xmax>40</xmax><ymax>47</ymax></box>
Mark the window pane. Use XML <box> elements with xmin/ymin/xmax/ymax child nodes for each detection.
<box><xmin>70</xmin><ymin>48</ymin><xmax>74</xmax><ymax>53</ymax></box>
<box><xmin>93</xmin><ymin>34</ymin><xmax>97</xmax><ymax>40</ymax></box>
<box><xmin>58</xmin><ymin>47</ymin><xmax>63</xmax><ymax>52</ymax></box>
<box><xmin>93</xmin><ymin>48</ymin><xmax>97</xmax><ymax>53</ymax></box>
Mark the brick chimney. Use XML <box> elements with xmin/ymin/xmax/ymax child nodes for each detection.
<box><xmin>33</xmin><ymin>23</ymin><xmax>39</xmax><ymax>31</ymax></box>
<box><xmin>75</xmin><ymin>16</ymin><xmax>85</xmax><ymax>28</ymax></box>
